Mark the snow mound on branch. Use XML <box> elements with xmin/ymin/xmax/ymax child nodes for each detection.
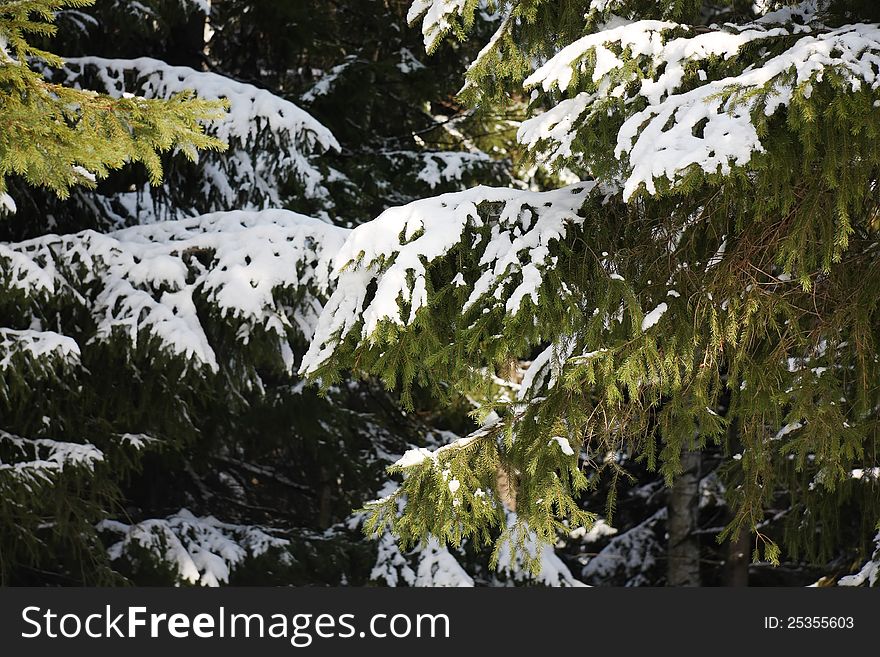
<box><xmin>301</xmin><ymin>56</ymin><xmax>358</xmax><ymax>103</ymax></box>
<box><xmin>581</xmin><ymin>509</ymin><xmax>665</xmax><ymax>586</ymax></box>
<box><xmin>520</xmin><ymin>18</ymin><xmax>880</xmax><ymax>199</ymax></box>
<box><xmin>518</xmin><ymin>93</ymin><xmax>594</xmax><ymax>165</ymax></box>
<box><xmin>618</xmin><ymin>25</ymin><xmax>880</xmax><ymax>199</ymax></box>
<box><xmin>524</xmin><ymin>20</ymin><xmax>678</xmax><ymax>94</ymax></box>
<box><xmin>548</xmin><ymin>436</ymin><xmax>575</xmax><ymax>456</ymax></box>
<box><xmin>301</xmin><ymin>183</ymin><xmax>594</xmax><ymax>374</ymax></box>
<box><xmin>62</xmin><ymin>56</ymin><xmax>338</xmax><ymax>154</ymax></box>
<box><xmin>413</xmin><ymin>151</ymin><xmax>496</xmax><ymax>188</ymax></box>
<box><xmin>570</xmin><ymin>518</ymin><xmax>618</xmax><ymax>543</ymax></box>
<box><xmin>408</xmin><ymin>0</ymin><xmax>469</xmax><ymax>52</ymax></box>
<box><xmin>0</xmin><ymin>243</ymin><xmax>60</xmax><ymax>294</ymax></box>
<box><xmin>641</xmin><ymin>302</ymin><xmax>667</xmax><ymax>331</ymax></box>
<box><xmin>393</xmin><ymin>429</ymin><xmax>485</xmax><ymax>470</ymax></box>
<box><xmin>0</xmin><ymin>329</ymin><xmax>80</xmax><ymax>370</ymax></box>
<box><xmin>0</xmin><ymin>193</ymin><xmax>15</xmax><ymax>214</ymax></box>
<box><xmin>0</xmin><ymin>430</ymin><xmax>103</xmax><ymax>491</ymax></box>
<box><xmin>54</xmin><ymin>56</ymin><xmax>339</xmax><ymax>203</ymax></box>
<box><xmin>838</xmin><ymin>532</ymin><xmax>880</xmax><ymax>587</ymax></box>
<box><xmin>755</xmin><ymin>0</ymin><xmax>827</xmax><ymax>27</ymax></box>
<box><xmin>413</xmin><ymin>537</ymin><xmax>475</xmax><ymax>586</ymax></box>
<box><xmin>2</xmin><ymin>210</ymin><xmax>348</xmax><ymax>372</ymax></box>
<box><xmin>517</xmin><ymin>339</ymin><xmax>578</xmax><ymax>401</ymax></box>
<box><xmin>179</xmin><ymin>0</ymin><xmax>212</xmax><ymax>14</ymax></box>
<box><xmin>99</xmin><ymin>509</ymin><xmax>290</xmax><ymax>587</ymax></box>
<box><xmin>362</xmin><ymin>481</ymin><xmax>474</xmax><ymax>587</ymax></box>
<box><xmin>371</xmin><ymin>150</ymin><xmax>503</xmax><ymax>202</ymax></box>
<box><xmin>370</xmin><ymin>531</ymin><xmax>475</xmax><ymax>587</ymax></box>
<box><xmin>495</xmin><ymin>513</ymin><xmax>587</xmax><ymax>587</ymax></box>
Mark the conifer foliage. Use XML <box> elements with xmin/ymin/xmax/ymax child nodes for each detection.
<box><xmin>0</xmin><ymin>1</ymin><xmax>224</xmax><ymax>205</ymax></box>
<box><xmin>0</xmin><ymin>0</ymin><xmax>577</xmax><ymax>586</ymax></box>
<box><xmin>2</xmin><ymin>0</ymin><xmax>879</xmax><ymax>587</ymax></box>
<box><xmin>0</xmin><ymin>0</ymin><xmax>353</xmax><ymax>584</ymax></box>
<box><xmin>304</xmin><ymin>0</ymin><xmax>880</xmax><ymax>579</ymax></box>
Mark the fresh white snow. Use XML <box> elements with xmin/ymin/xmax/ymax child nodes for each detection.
<box><xmin>516</xmin><ymin>16</ymin><xmax>880</xmax><ymax>200</ymax></box>
<box><xmin>99</xmin><ymin>509</ymin><xmax>290</xmax><ymax>587</ymax></box>
<box><xmin>548</xmin><ymin>436</ymin><xmax>575</xmax><ymax>456</ymax></box>
<box><xmin>55</xmin><ymin>56</ymin><xmax>339</xmax><ymax>205</ymax></box>
<box><xmin>641</xmin><ymin>302</ymin><xmax>668</xmax><ymax>331</ymax></box>
<box><xmin>301</xmin><ymin>183</ymin><xmax>595</xmax><ymax>374</ymax></box>
<box><xmin>2</xmin><ymin>210</ymin><xmax>348</xmax><ymax>373</ymax></box>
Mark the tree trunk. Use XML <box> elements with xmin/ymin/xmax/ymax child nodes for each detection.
<box><xmin>667</xmin><ymin>447</ymin><xmax>702</xmax><ymax>586</ymax></box>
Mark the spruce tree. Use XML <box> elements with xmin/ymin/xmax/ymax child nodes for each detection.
<box><xmin>302</xmin><ymin>0</ymin><xmax>880</xmax><ymax>583</ymax></box>
<box><xmin>2</xmin><ymin>0</ymin><xmax>583</xmax><ymax>585</ymax></box>
<box><xmin>0</xmin><ymin>0</ymin><xmax>377</xmax><ymax>585</ymax></box>
<box><xmin>0</xmin><ymin>0</ymin><xmax>227</xmax><ymax>582</ymax></box>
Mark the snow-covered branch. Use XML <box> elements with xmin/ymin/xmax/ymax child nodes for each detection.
<box><xmin>521</xmin><ymin>18</ymin><xmax>880</xmax><ymax>198</ymax></box>
<box><xmin>0</xmin><ymin>429</ymin><xmax>103</xmax><ymax>492</ymax></box>
<box><xmin>46</xmin><ymin>56</ymin><xmax>340</xmax><ymax>218</ymax></box>
<box><xmin>99</xmin><ymin>509</ymin><xmax>291</xmax><ymax>587</ymax></box>
<box><xmin>2</xmin><ymin>209</ymin><xmax>348</xmax><ymax>373</ymax></box>
<box><xmin>301</xmin><ymin>183</ymin><xmax>594</xmax><ymax>374</ymax></box>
